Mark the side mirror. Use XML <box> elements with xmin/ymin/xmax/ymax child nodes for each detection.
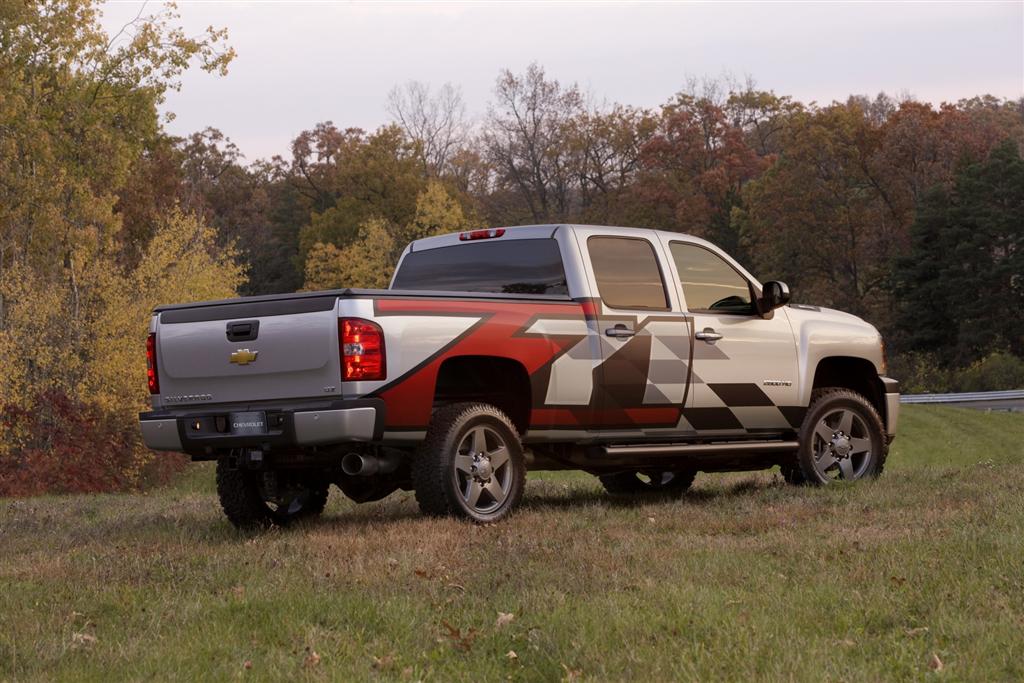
<box><xmin>760</xmin><ymin>280</ymin><xmax>791</xmax><ymax>312</ymax></box>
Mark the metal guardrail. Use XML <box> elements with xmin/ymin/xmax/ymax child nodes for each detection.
<box><xmin>900</xmin><ymin>390</ymin><xmax>1024</xmax><ymax>404</ymax></box>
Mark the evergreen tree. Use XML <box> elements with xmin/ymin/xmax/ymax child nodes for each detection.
<box><xmin>895</xmin><ymin>141</ymin><xmax>1024</xmax><ymax>365</ymax></box>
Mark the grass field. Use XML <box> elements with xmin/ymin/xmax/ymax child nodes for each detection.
<box><xmin>2</xmin><ymin>405</ymin><xmax>1023</xmax><ymax>682</ymax></box>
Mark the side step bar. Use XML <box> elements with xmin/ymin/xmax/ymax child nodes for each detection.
<box><xmin>601</xmin><ymin>440</ymin><xmax>799</xmax><ymax>458</ymax></box>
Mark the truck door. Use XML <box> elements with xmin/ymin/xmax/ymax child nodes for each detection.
<box><xmin>662</xmin><ymin>238</ymin><xmax>801</xmax><ymax>436</ymax></box>
<box><xmin>575</xmin><ymin>229</ymin><xmax>694</xmax><ymax>435</ymax></box>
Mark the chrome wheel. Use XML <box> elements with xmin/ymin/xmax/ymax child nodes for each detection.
<box><xmin>810</xmin><ymin>408</ymin><xmax>873</xmax><ymax>481</ymax></box>
<box><xmin>452</xmin><ymin>425</ymin><xmax>513</xmax><ymax>514</ymax></box>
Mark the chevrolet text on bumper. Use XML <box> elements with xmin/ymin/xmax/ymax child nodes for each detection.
<box><xmin>140</xmin><ymin>224</ymin><xmax>900</xmax><ymax>529</ymax></box>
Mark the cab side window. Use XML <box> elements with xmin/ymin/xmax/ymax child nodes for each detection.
<box><xmin>588</xmin><ymin>237</ymin><xmax>668</xmax><ymax>310</ymax></box>
<box><xmin>670</xmin><ymin>242</ymin><xmax>754</xmax><ymax>314</ymax></box>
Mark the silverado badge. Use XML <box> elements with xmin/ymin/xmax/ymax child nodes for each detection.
<box><xmin>230</xmin><ymin>349</ymin><xmax>259</xmax><ymax>365</ymax></box>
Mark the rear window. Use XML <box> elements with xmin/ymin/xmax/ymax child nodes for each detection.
<box><xmin>392</xmin><ymin>238</ymin><xmax>569</xmax><ymax>295</ymax></box>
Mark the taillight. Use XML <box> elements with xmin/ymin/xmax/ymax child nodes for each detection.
<box><xmin>459</xmin><ymin>228</ymin><xmax>505</xmax><ymax>241</ymax></box>
<box><xmin>146</xmin><ymin>332</ymin><xmax>160</xmax><ymax>394</ymax></box>
<box><xmin>340</xmin><ymin>318</ymin><xmax>386</xmax><ymax>381</ymax></box>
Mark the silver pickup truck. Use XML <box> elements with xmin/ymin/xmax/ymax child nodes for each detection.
<box><xmin>140</xmin><ymin>224</ymin><xmax>899</xmax><ymax>528</ymax></box>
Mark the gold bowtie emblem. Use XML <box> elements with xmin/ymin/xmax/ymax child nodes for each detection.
<box><xmin>230</xmin><ymin>349</ymin><xmax>259</xmax><ymax>365</ymax></box>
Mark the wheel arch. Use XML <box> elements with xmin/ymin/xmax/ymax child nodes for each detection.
<box><xmin>810</xmin><ymin>356</ymin><xmax>887</xmax><ymax>427</ymax></box>
<box><xmin>433</xmin><ymin>355</ymin><xmax>532</xmax><ymax>434</ymax></box>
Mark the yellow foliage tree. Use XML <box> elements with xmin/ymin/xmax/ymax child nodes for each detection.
<box><xmin>302</xmin><ymin>181</ymin><xmax>472</xmax><ymax>291</ymax></box>
<box><xmin>0</xmin><ymin>209</ymin><xmax>244</xmax><ymax>479</ymax></box>
<box><xmin>303</xmin><ymin>218</ymin><xmax>396</xmax><ymax>290</ymax></box>
<box><xmin>403</xmin><ymin>180</ymin><xmax>473</xmax><ymax>243</ymax></box>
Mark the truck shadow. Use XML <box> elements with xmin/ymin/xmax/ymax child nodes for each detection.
<box><xmin>519</xmin><ymin>476</ymin><xmax>781</xmax><ymax>512</ymax></box>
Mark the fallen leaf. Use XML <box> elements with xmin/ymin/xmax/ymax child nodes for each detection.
<box><xmin>70</xmin><ymin>632</ymin><xmax>97</xmax><ymax>648</ymax></box>
<box><xmin>561</xmin><ymin>663</ymin><xmax>583</xmax><ymax>681</ymax></box>
<box><xmin>371</xmin><ymin>654</ymin><xmax>395</xmax><ymax>670</ymax></box>
<box><xmin>243</xmin><ymin>660</ymin><xmax>252</xmax><ymax>670</ymax></box>
<box><xmin>414</xmin><ymin>568</ymin><xmax>429</xmax><ymax>578</ymax></box>
<box><xmin>441</xmin><ymin>620</ymin><xmax>477</xmax><ymax>652</ymax></box>
<box><xmin>304</xmin><ymin>649</ymin><xmax>321</xmax><ymax>668</ymax></box>
<box><xmin>495</xmin><ymin>612</ymin><xmax>515</xmax><ymax>629</ymax></box>
<box><xmin>506</xmin><ymin>650</ymin><xmax>519</xmax><ymax>662</ymax></box>
<box><xmin>647</xmin><ymin>517</ymin><xmax>656</xmax><ymax>523</ymax></box>
<box><xmin>929</xmin><ymin>653</ymin><xmax>944</xmax><ymax>672</ymax></box>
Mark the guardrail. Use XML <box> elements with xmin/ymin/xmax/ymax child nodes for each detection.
<box><xmin>900</xmin><ymin>390</ymin><xmax>1024</xmax><ymax>404</ymax></box>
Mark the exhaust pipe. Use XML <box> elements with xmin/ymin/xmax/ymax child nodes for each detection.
<box><xmin>341</xmin><ymin>451</ymin><xmax>401</xmax><ymax>477</ymax></box>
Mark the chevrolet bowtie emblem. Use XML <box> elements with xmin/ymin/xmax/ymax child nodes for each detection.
<box><xmin>230</xmin><ymin>349</ymin><xmax>259</xmax><ymax>365</ymax></box>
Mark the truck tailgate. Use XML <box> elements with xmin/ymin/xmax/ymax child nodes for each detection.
<box><xmin>156</xmin><ymin>305</ymin><xmax>341</xmax><ymax>406</ymax></box>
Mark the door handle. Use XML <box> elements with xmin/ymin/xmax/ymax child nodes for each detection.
<box><xmin>695</xmin><ymin>328</ymin><xmax>723</xmax><ymax>344</ymax></box>
<box><xmin>604</xmin><ymin>324</ymin><xmax>635</xmax><ymax>339</ymax></box>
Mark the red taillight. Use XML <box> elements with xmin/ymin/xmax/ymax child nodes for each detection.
<box><xmin>146</xmin><ymin>332</ymin><xmax>160</xmax><ymax>394</ymax></box>
<box><xmin>340</xmin><ymin>318</ymin><xmax>386</xmax><ymax>381</ymax></box>
<box><xmin>459</xmin><ymin>228</ymin><xmax>506</xmax><ymax>241</ymax></box>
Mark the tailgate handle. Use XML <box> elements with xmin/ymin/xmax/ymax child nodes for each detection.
<box><xmin>226</xmin><ymin>320</ymin><xmax>259</xmax><ymax>342</ymax></box>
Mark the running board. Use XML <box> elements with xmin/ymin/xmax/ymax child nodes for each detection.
<box><xmin>601</xmin><ymin>440</ymin><xmax>799</xmax><ymax>458</ymax></box>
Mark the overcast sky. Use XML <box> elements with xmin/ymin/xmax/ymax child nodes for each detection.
<box><xmin>99</xmin><ymin>1</ymin><xmax>1024</xmax><ymax>161</ymax></box>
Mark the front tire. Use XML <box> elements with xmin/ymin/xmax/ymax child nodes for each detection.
<box><xmin>795</xmin><ymin>388</ymin><xmax>887</xmax><ymax>485</ymax></box>
<box><xmin>216</xmin><ymin>458</ymin><xmax>329</xmax><ymax>529</ymax></box>
<box><xmin>412</xmin><ymin>403</ymin><xmax>525</xmax><ymax>523</ymax></box>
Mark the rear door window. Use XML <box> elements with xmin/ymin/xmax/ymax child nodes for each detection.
<box><xmin>391</xmin><ymin>238</ymin><xmax>568</xmax><ymax>295</ymax></box>
<box><xmin>587</xmin><ymin>237</ymin><xmax>668</xmax><ymax>310</ymax></box>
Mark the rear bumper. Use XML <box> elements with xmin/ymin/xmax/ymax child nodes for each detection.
<box><xmin>139</xmin><ymin>398</ymin><xmax>385</xmax><ymax>456</ymax></box>
<box><xmin>881</xmin><ymin>376</ymin><xmax>900</xmax><ymax>439</ymax></box>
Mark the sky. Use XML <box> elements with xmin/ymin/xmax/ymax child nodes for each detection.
<box><xmin>99</xmin><ymin>1</ymin><xmax>1024</xmax><ymax>162</ymax></box>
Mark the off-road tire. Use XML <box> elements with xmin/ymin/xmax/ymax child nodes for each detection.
<box><xmin>796</xmin><ymin>387</ymin><xmax>887</xmax><ymax>485</ymax></box>
<box><xmin>599</xmin><ymin>469</ymin><xmax>696</xmax><ymax>497</ymax></box>
<box><xmin>412</xmin><ymin>403</ymin><xmax>525</xmax><ymax>523</ymax></box>
<box><xmin>216</xmin><ymin>459</ymin><xmax>329</xmax><ymax>529</ymax></box>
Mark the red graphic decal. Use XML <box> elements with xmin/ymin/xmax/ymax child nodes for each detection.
<box><xmin>374</xmin><ymin>299</ymin><xmax>586</xmax><ymax>429</ymax></box>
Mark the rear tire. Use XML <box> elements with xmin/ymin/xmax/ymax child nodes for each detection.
<box><xmin>796</xmin><ymin>388</ymin><xmax>887</xmax><ymax>485</ymax></box>
<box><xmin>412</xmin><ymin>403</ymin><xmax>525</xmax><ymax>523</ymax></box>
<box><xmin>216</xmin><ymin>458</ymin><xmax>329</xmax><ymax>529</ymax></box>
<box><xmin>599</xmin><ymin>469</ymin><xmax>696</xmax><ymax>497</ymax></box>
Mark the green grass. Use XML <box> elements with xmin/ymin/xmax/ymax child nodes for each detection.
<box><xmin>2</xmin><ymin>406</ymin><xmax>1023</xmax><ymax>681</ymax></box>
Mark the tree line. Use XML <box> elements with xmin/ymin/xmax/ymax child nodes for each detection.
<box><xmin>0</xmin><ymin>1</ymin><xmax>1021</xmax><ymax>492</ymax></box>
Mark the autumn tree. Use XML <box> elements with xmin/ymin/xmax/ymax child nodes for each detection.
<box><xmin>483</xmin><ymin>63</ymin><xmax>585</xmax><ymax>223</ymax></box>
<box><xmin>302</xmin><ymin>181</ymin><xmax>471</xmax><ymax>290</ymax></box>
<box><xmin>635</xmin><ymin>92</ymin><xmax>769</xmax><ymax>255</ymax></box>
<box><xmin>0</xmin><ymin>0</ymin><xmax>239</xmax><ymax>492</ymax></box>
<box><xmin>387</xmin><ymin>81</ymin><xmax>469</xmax><ymax>177</ymax></box>
<box><xmin>293</xmin><ymin>124</ymin><xmax>426</xmax><ymax>259</ymax></box>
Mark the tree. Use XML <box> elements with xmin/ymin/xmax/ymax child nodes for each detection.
<box><xmin>894</xmin><ymin>141</ymin><xmax>1024</xmax><ymax>365</ymax></box>
<box><xmin>303</xmin><ymin>218</ymin><xmax>395</xmax><ymax>291</ymax></box>
<box><xmin>0</xmin><ymin>0</ymin><xmax>236</xmax><ymax>492</ymax></box>
<box><xmin>0</xmin><ymin>0</ymin><xmax>233</xmax><ymax>276</ymax></box>
<box><xmin>636</xmin><ymin>91</ymin><xmax>768</xmax><ymax>255</ymax></box>
<box><xmin>293</xmin><ymin>124</ymin><xmax>425</xmax><ymax>260</ymax></box>
<box><xmin>387</xmin><ymin>81</ymin><xmax>469</xmax><ymax>177</ymax></box>
<box><xmin>483</xmin><ymin>63</ymin><xmax>584</xmax><ymax>223</ymax></box>
<box><xmin>302</xmin><ymin>180</ymin><xmax>471</xmax><ymax>291</ymax></box>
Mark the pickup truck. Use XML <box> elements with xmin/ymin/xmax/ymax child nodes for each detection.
<box><xmin>140</xmin><ymin>224</ymin><xmax>900</xmax><ymax>528</ymax></box>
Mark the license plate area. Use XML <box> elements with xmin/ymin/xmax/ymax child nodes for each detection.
<box><xmin>229</xmin><ymin>411</ymin><xmax>268</xmax><ymax>435</ymax></box>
